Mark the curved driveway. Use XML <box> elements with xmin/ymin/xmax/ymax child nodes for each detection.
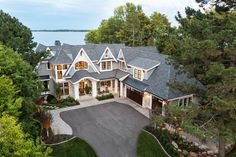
<box><xmin>60</xmin><ymin>102</ymin><xmax>149</xmax><ymax>157</ymax></box>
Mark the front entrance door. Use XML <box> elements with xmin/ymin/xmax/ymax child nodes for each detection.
<box><xmin>79</xmin><ymin>81</ymin><xmax>85</xmax><ymax>95</ymax></box>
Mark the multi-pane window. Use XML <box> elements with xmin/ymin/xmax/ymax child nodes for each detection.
<box><xmin>134</xmin><ymin>69</ymin><xmax>142</xmax><ymax>80</ymax></box>
<box><xmin>63</xmin><ymin>64</ymin><xmax>68</xmax><ymax>70</ymax></box>
<box><xmin>178</xmin><ymin>97</ymin><xmax>192</xmax><ymax>107</ymax></box>
<box><xmin>101</xmin><ymin>61</ymin><xmax>111</xmax><ymax>71</ymax></box>
<box><xmin>75</xmin><ymin>61</ymin><xmax>88</xmax><ymax>70</ymax></box>
<box><xmin>57</xmin><ymin>65</ymin><xmax>63</xmax><ymax>79</ymax></box>
<box><xmin>119</xmin><ymin>61</ymin><xmax>126</xmax><ymax>71</ymax></box>
<box><xmin>59</xmin><ymin>82</ymin><xmax>70</xmax><ymax>95</ymax></box>
<box><xmin>64</xmin><ymin>82</ymin><xmax>69</xmax><ymax>95</ymax></box>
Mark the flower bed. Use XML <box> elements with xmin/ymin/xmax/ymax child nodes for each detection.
<box><xmin>96</xmin><ymin>93</ymin><xmax>114</xmax><ymax>101</ymax></box>
<box><xmin>43</xmin><ymin>96</ymin><xmax>79</xmax><ymax>110</ymax></box>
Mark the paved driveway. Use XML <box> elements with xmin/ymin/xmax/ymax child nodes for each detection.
<box><xmin>60</xmin><ymin>102</ymin><xmax>149</xmax><ymax>157</ymax></box>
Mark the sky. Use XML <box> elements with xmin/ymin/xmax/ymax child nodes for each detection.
<box><xmin>0</xmin><ymin>0</ymin><xmax>199</xmax><ymax>30</ymax></box>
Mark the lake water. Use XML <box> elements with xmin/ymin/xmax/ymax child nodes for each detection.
<box><xmin>32</xmin><ymin>32</ymin><xmax>87</xmax><ymax>46</ymax></box>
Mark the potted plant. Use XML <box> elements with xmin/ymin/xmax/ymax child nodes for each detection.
<box><xmin>85</xmin><ymin>84</ymin><xmax>92</xmax><ymax>94</ymax></box>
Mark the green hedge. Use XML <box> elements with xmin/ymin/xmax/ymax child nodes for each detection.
<box><xmin>61</xmin><ymin>96</ymin><xmax>80</xmax><ymax>107</ymax></box>
<box><xmin>96</xmin><ymin>93</ymin><xmax>114</xmax><ymax>101</ymax></box>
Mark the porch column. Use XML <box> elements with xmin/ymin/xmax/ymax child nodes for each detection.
<box><xmin>73</xmin><ymin>84</ymin><xmax>79</xmax><ymax>100</ymax></box>
<box><xmin>92</xmin><ymin>80</ymin><xmax>97</xmax><ymax>97</ymax></box>
<box><xmin>120</xmin><ymin>81</ymin><xmax>123</xmax><ymax>97</ymax></box>
<box><xmin>114</xmin><ymin>79</ymin><xmax>118</xmax><ymax>93</ymax></box>
<box><xmin>124</xmin><ymin>84</ymin><xmax>127</xmax><ymax>97</ymax></box>
<box><xmin>149</xmin><ymin>95</ymin><xmax>153</xmax><ymax>109</ymax></box>
<box><xmin>161</xmin><ymin>101</ymin><xmax>166</xmax><ymax>116</ymax></box>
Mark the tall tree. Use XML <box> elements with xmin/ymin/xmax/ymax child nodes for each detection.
<box><xmin>0</xmin><ymin>76</ymin><xmax>22</xmax><ymax>117</ymax></box>
<box><xmin>167</xmin><ymin>6</ymin><xmax>236</xmax><ymax>157</ymax></box>
<box><xmin>0</xmin><ymin>10</ymin><xmax>36</xmax><ymax>55</ymax></box>
<box><xmin>85</xmin><ymin>3</ymin><xmax>172</xmax><ymax>50</ymax></box>
<box><xmin>0</xmin><ymin>115</ymin><xmax>51</xmax><ymax>157</ymax></box>
<box><xmin>0</xmin><ymin>44</ymin><xmax>43</xmax><ymax>138</ymax></box>
<box><xmin>0</xmin><ymin>10</ymin><xmax>47</xmax><ymax>67</ymax></box>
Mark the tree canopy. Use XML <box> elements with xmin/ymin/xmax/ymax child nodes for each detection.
<box><xmin>0</xmin><ymin>44</ymin><xmax>42</xmax><ymax>138</ymax></box>
<box><xmin>0</xmin><ymin>115</ymin><xmax>51</xmax><ymax>157</ymax></box>
<box><xmin>0</xmin><ymin>10</ymin><xmax>36</xmax><ymax>55</ymax></box>
<box><xmin>0</xmin><ymin>10</ymin><xmax>47</xmax><ymax>67</ymax></box>
<box><xmin>85</xmin><ymin>3</ymin><xmax>173</xmax><ymax>51</ymax></box>
<box><xmin>160</xmin><ymin>5</ymin><xmax>236</xmax><ymax>157</ymax></box>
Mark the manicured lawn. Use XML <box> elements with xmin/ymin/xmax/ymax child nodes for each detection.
<box><xmin>137</xmin><ymin>131</ymin><xmax>168</xmax><ymax>157</ymax></box>
<box><xmin>51</xmin><ymin>137</ymin><xmax>97</xmax><ymax>157</ymax></box>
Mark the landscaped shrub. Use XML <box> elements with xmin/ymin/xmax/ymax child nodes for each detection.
<box><xmin>61</xmin><ymin>97</ymin><xmax>79</xmax><ymax>107</ymax></box>
<box><xmin>96</xmin><ymin>93</ymin><xmax>114</xmax><ymax>101</ymax></box>
<box><xmin>47</xmin><ymin>94</ymin><xmax>57</xmax><ymax>104</ymax></box>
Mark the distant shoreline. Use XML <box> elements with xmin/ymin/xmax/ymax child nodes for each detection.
<box><xmin>32</xmin><ymin>29</ymin><xmax>90</xmax><ymax>32</ymax></box>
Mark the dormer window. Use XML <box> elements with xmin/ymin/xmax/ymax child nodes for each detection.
<box><xmin>119</xmin><ymin>61</ymin><xmax>126</xmax><ymax>71</ymax></box>
<box><xmin>101</xmin><ymin>61</ymin><xmax>112</xmax><ymax>71</ymax></box>
<box><xmin>134</xmin><ymin>68</ymin><xmax>142</xmax><ymax>80</ymax></box>
<box><xmin>75</xmin><ymin>61</ymin><xmax>88</xmax><ymax>70</ymax></box>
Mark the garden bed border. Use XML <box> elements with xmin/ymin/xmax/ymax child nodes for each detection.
<box><xmin>142</xmin><ymin>129</ymin><xmax>172</xmax><ymax>157</ymax></box>
<box><xmin>42</xmin><ymin>135</ymin><xmax>76</xmax><ymax>146</ymax></box>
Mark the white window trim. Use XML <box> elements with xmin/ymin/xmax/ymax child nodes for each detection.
<box><xmin>100</xmin><ymin>61</ymin><xmax>112</xmax><ymax>72</ymax></box>
<box><xmin>119</xmin><ymin>60</ymin><xmax>127</xmax><ymax>72</ymax></box>
<box><xmin>65</xmin><ymin>48</ymin><xmax>100</xmax><ymax>76</ymax></box>
<box><xmin>133</xmin><ymin>67</ymin><xmax>143</xmax><ymax>81</ymax></box>
<box><xmin>177</xmin><ymin>97</ymin><xmax>192</xmax><ymax>107</ymax></box>
<box><xmin>74</xmin><ymin>61</ymin><xmax>89</xmax><ymax>71</ymax></box>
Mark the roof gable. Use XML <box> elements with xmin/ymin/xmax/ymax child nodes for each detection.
<box><xmin>97</xmin><ymin>47</ymin><xmax>117</xmax><ymax>64</ymax></box>
<box><xmin>65</xmin><ymin>48</ymin><xmax>100</xmax><ymax>76</ymax></box>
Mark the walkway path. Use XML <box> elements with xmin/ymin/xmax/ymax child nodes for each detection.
<box><xmin>50</xmin><ymin>97</ymin><xmax>150</xmax><ymax>135</ymax></box>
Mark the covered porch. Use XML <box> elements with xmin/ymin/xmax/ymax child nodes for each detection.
<box><xmin>72</xmin><ymin>78</ymin><xmax>120</xmax><ymax>100</ymax></box>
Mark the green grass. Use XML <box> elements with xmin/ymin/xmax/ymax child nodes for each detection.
<box><xmin>51</xmin><ymin>137</ymin><xmax>97</xmax><ymax>157</ymax></box>
<box><xmin>227</xmin><ymin>148</ymin><xmax>236</xmax><ymax>157</ymax></box>
<box><xmin>137</xmin><ymin>131</ymin><xmax>169</xmax><ymax>157</ymax></box>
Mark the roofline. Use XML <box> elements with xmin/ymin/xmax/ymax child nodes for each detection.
<box><xmin>119</xmin><ymin>74</ymin><xmax>130</xmax><ymax>81</ymax></box>
<box><xmin>145</xmin><ymin>63</ymin><xmax>161</xmax><ymax>71</ymax></box>
<box><xmin>97</xmin><ymin>47</ymin><xmax>117</xmax><ymax>64</ymax></box>
<box><xmin>65</xmin><ymin>48</ymin><xmax>100</xmax><ymax>76</ymax></box>
<box><xmin>127</xmin><ymin>63</ymin><xmax>160</xmax><ymax>71</ymax></box>
<box><xmin>71</xmin><ymin>77</ymin><xmax>99</xmax><ymax>84</ymax></box>
<box><xmin>167</xmin><ymin>94</ymin><xmax>194</xmax><ymax>101</ymax></box>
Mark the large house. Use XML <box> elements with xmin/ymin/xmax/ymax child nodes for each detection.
<box><xmin>36</xmin><ymin>42</ymin><xmax>200</xmax><ymax>115</ymax></box>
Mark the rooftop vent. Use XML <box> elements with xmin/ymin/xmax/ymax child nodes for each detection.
<box><xmin>55</xmin><ymin>40</ymin><xmax>61</xmax><ymax>46</ymax></box>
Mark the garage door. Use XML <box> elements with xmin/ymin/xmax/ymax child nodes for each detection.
<box><xmin>127</xmin><ymin>87</ymin><xmax>143</xmax><ymax>105</ymax></box>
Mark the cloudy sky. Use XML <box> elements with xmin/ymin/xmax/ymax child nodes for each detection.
<box><xmin>0</xmin><ymin>0</ymin><xmax>199</xmax><ymax>30</ymax></box>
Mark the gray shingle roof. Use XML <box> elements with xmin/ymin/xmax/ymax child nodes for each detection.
<box><xmin>68</xmin><ymin>69</ymin><xmax>129</xmax><ymax>83</ymax></box>
<box><xmin>70</xmin><ymin>70</ymin><xmax>92</xmax><ymax>83</ymax></box>
<box><xmin>36</xmin><ymin>43</ymin><xmax>203</xmax><ymax>100</ymax></box>
<box><xmin>123</xmin><ymin>76</ymin><xmax>149</xmax><ymax>91</ymax></box>
<box><xmin>128</xmin><ymin>57</ymin><xmax>160</xmax><ymax>70</ymax></box>
<box><xmin>49</xmin><ymin>49</ymin><xmax>73</xmax><ymax>65</ymax></box>
<box><xmin>35</xmin><ymin>44</ymin><xmax>47</xmax><ymax>52</ymax></box>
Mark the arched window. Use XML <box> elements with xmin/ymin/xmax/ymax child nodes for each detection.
<box><xmin>75</xmin><ymin>61</ymin><xmax>88</xmax><ymax>70</ymax></box>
